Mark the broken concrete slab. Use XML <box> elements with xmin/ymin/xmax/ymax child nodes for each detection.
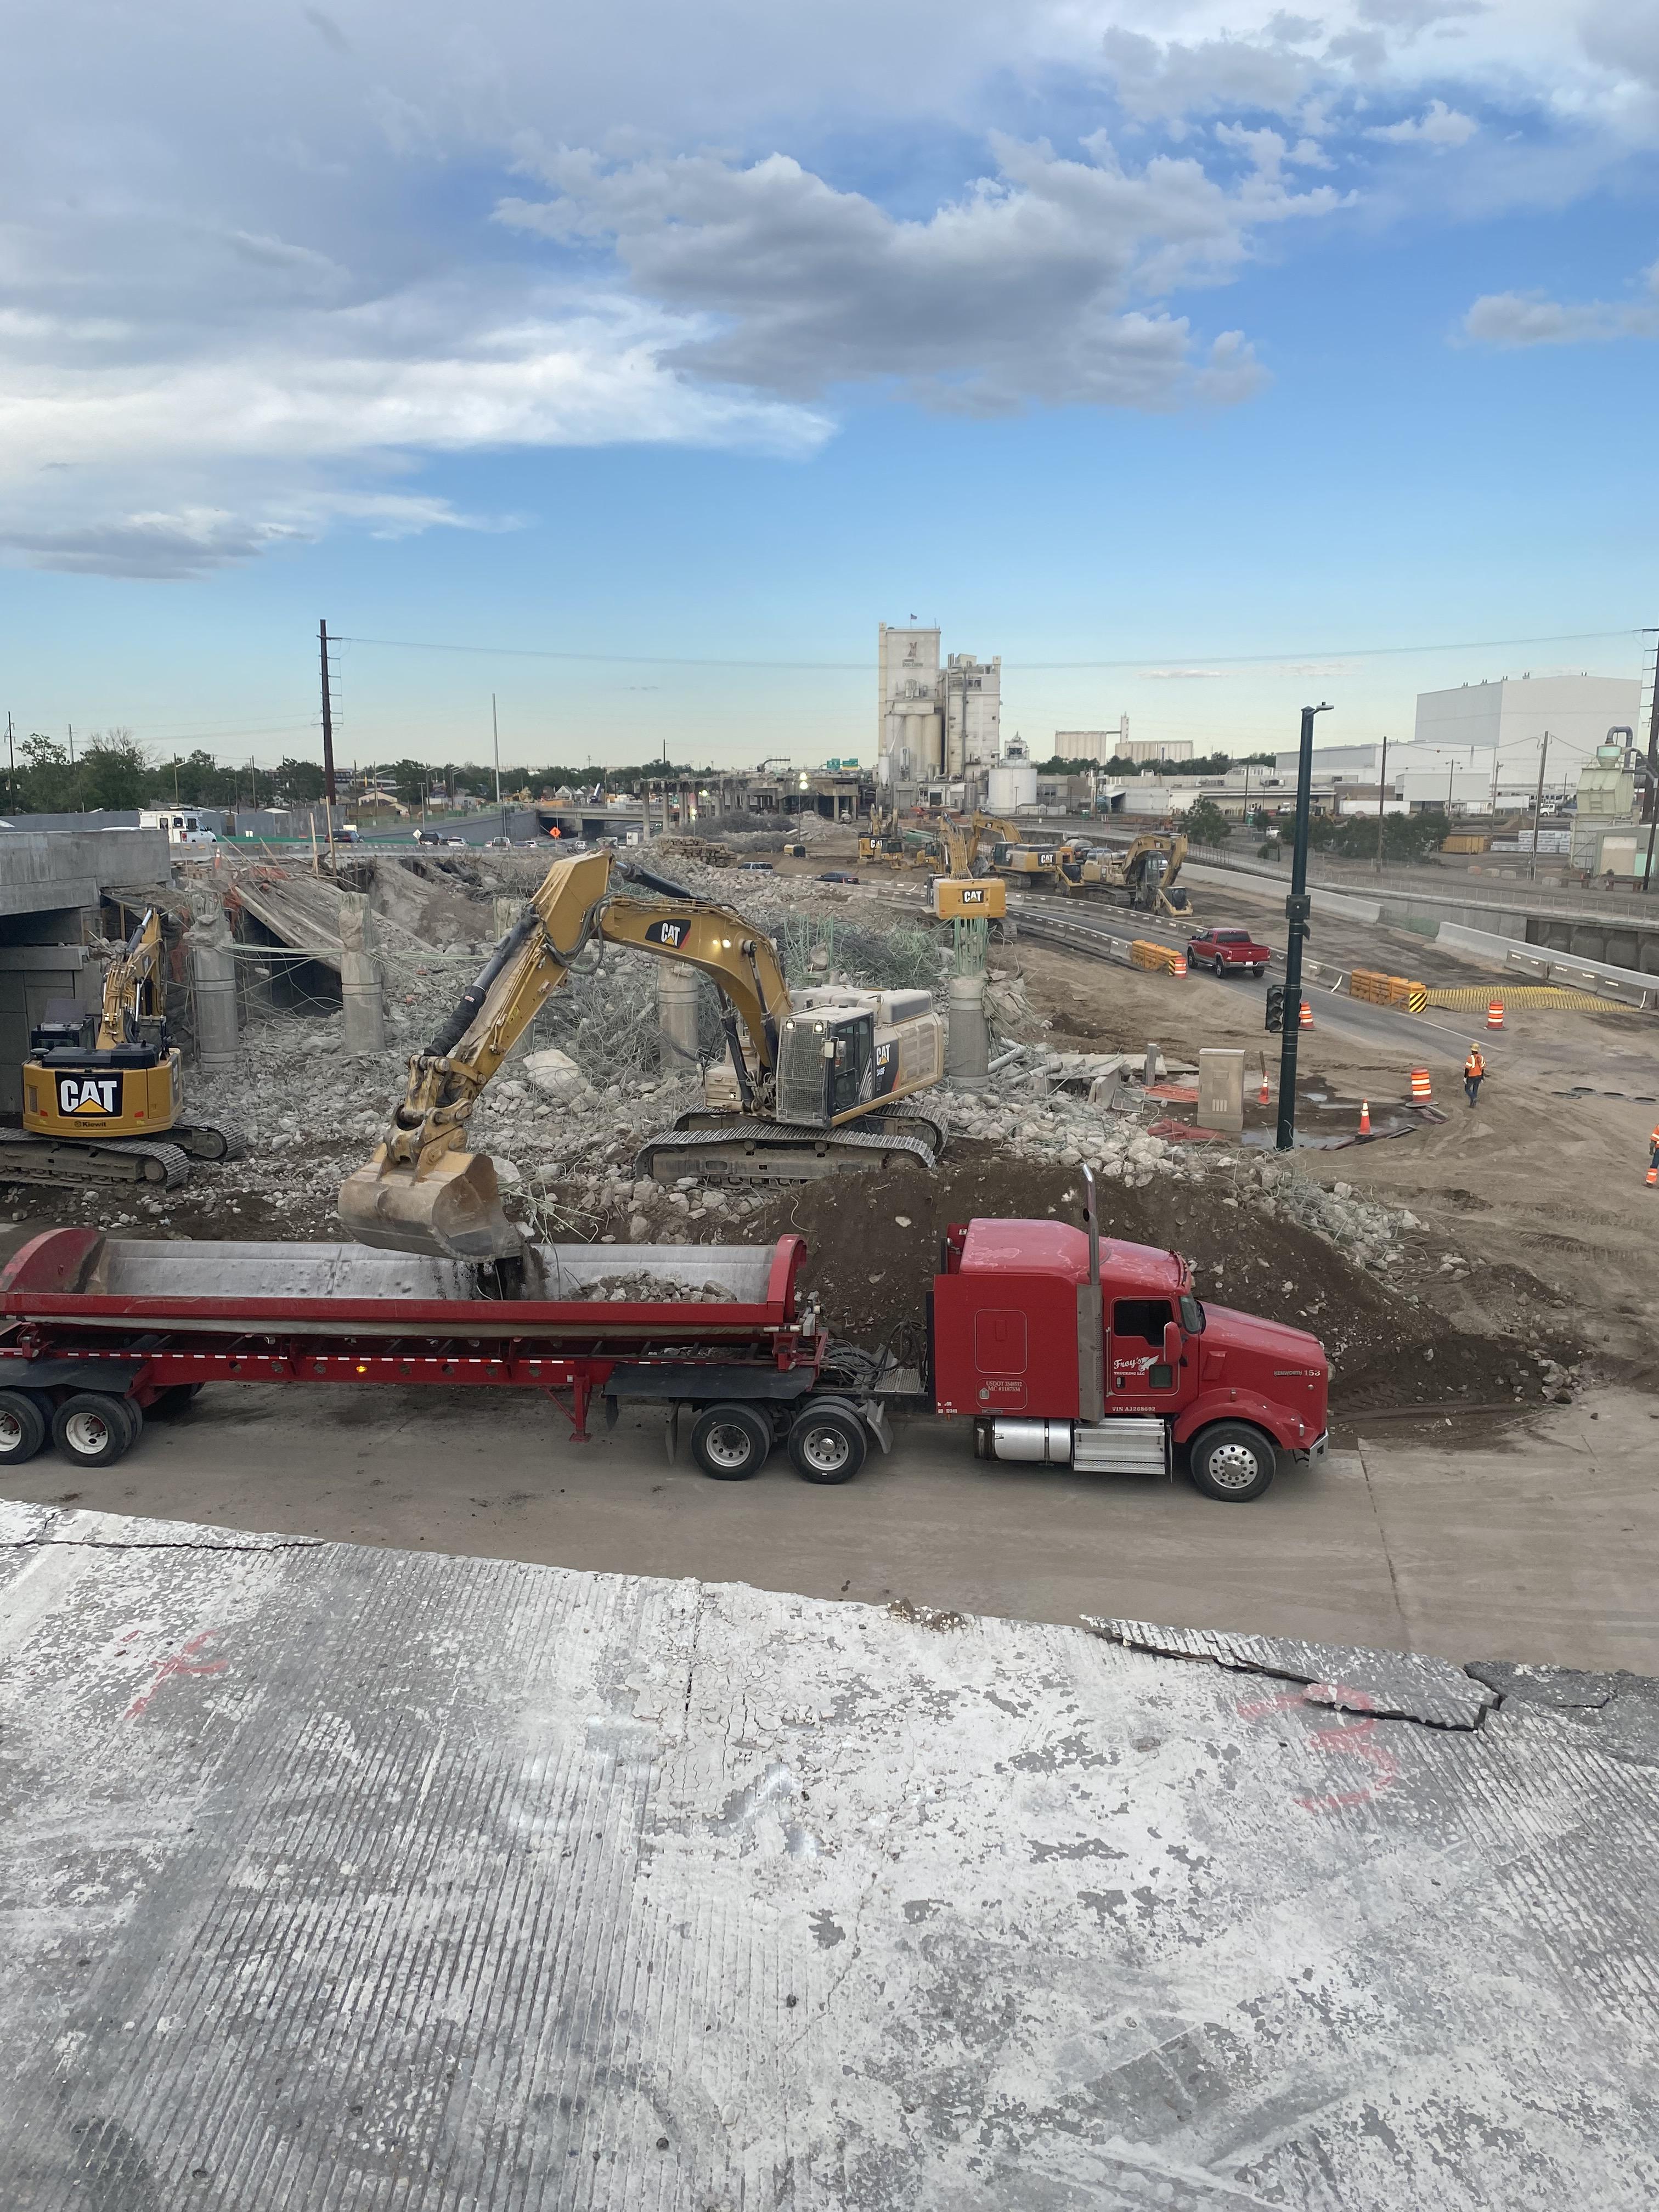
<box><xmin>2</xmin><ymin>1507</ymin><xmax>1656</xmax><ymax>2209</ymax></box>
<box><xmin>1088</xmin><ymin>1617</ymin><xmax>1498</xmax><ymax>1729</ymax></box>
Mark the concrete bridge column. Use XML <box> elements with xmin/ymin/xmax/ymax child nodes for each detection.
<box><xmin>946</xmin><ymin>973</ymin><xmax>989</xmax><ymax>1090</ymax></box>
<box><xmin>657</xmin><ymin>964</ymin><xmax>701</xmax><ymax>1080</ymax></box>
<box><xmin>339</xmin><ymin>893</ymin><xmax>385</xmax><ymax>1058</ymax></box>
<box><xmin>190</xmin><ymin>941</ymin><xmax>239</xmax><ymax>1074</ymax></box>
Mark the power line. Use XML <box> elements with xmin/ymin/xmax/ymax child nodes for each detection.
<box><xmin>335</xmin><ymin>625</ymin><xmax>1646</xmax><ymax>673</ymax></box>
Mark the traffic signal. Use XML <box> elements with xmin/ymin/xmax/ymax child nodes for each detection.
<box><xmin>1265</xmin><ymin>985</ymin><xmax>1286</xmax><ymax>1034</ymax></box>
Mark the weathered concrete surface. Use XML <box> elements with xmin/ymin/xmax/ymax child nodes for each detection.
<box><xmin>2</xmin><ymin>1501</ymin><xmax>1655</xmax><ymax>2209</ymax></box>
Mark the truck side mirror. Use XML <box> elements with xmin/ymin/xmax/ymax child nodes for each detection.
<box><xmin>1163</xmin><ymin>1321</ymin><xmax>1183</xmax><ymax>1366</ymax></box>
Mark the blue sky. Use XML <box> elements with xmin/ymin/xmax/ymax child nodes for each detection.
<box><xmin>2</xmin><ymin>0</ymin><xmax>1655</xmax><ymax>771</ymax></box>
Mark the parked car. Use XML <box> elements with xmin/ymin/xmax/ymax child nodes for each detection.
<box><xmin>485</xmin><ymin>836</ymin><xmax>511</xmax><ymax>849</ymax></box>
<box><xmin>738</xmin><ymin>860</ymin><xmax>775</xmax><ymax>872</ymax></box>
<box><xmin>1187</xmin><ymin>926</ymin><xmax>1271</xmax><ymax>978</ymax></box>
<box><xmin>818</xmin><ymin>869</ymin><xmax>859</xmax><ymax>884</ymax></box>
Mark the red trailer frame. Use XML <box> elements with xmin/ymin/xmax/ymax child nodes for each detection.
<box><xmin>0</xmin><ymin>1228</ymin><xmax>826</xmax><ymax>1443</ymax></box>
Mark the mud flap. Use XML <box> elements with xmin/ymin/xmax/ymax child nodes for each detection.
<box><xmin>859</xmin><ymin>1398</ymin><xmax>893</xmax><ymax>1454</ymax></box>
<box><xmin>664</xmin><ymin>1404</ymin><xmax>680</xmax><ymax>1465</ymax></box>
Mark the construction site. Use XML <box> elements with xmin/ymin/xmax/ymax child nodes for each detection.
<box><xmin>3</xmin><ymin>800</ymin><xmax>1657</xmax><ymax>2209</ymax></box>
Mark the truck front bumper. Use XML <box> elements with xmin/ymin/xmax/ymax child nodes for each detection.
<box><xmin>1295</xmin><ymin>1431</ymin><xmax>1329</xmax><ymax>1466</ymax></box>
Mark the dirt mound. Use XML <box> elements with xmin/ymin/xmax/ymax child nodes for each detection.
<box><xmin>741</xmin><ymin>1143</ymin><xmax>1577</xmax><ymax>1417</ymax></box>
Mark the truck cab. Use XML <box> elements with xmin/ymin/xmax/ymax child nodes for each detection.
<box><xmin>931</xmin><ymin>1198</ymin><xmax>1328</xmax><ymax>1500</ymax></box>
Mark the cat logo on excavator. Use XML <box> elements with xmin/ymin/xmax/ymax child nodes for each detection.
<box><xmin>57</xmin><ymin>1074</ymin><xmax>121</xmax><ymax>1116</ymax></box>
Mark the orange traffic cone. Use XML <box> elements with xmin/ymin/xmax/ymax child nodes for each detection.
<box><xmin>1259</xmin><ymin>1070</ymin><xmax>1270</xmax><ymax>1106</ymax></box>
<box><xmin>1172</xmin><ymin>953</ymin><xmax>1188</xmax><ymax>979</ymax></box>
<box><xmin>1409</xmin><ymin>1067</ymin><xmax>1432</xmax><ymax>1101</ymax></box>
<box><xmin>1487</xmin><ymin>1000</ymin><xmax>1504</xmax><ymax>1030</ymax></box>
<box><xmin>1359</xmin><ymin>1099</ymin><xmax>1371</xmax><ymax>1135</ymax></box>
<box><xmin>1647</xmin><ymin>1165</ymin><xmax>1657</xmax><ymax>1189</ymax></box>
<box><xmin>1299</xmin><ymin>1000</ymin><xmax>1313</xmax><ymax>1029</ymax></box>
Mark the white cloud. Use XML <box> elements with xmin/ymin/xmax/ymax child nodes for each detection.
<box><xmin>1462</xmin><ymin>259</ymin><xmax>1659</xmax><ymax>342</ymax></box>
<box><xmin>0</xmin><ymin>0</ymin><xmax>1655</xmax><ymax>575</ymax></box>
<box><xmin>497</xmin><ymin>135</ymin><xmax>1339</xmax><ymax>413</ymax></box>
<box><xmin>1366</xmin><ymin>96</ymin><xmax>1480</xmax><ymax>141</ymax></box>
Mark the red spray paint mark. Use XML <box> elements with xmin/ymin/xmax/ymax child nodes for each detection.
<box><xmin>1235</xmin><ymin>1683</ymin><xmax>1401</xmax><ymax>1812</ymax></box>
<box><xmin>125</xmin><ymin>1629</ymin><xmax>227</xmax><ymax>1720</ymax></box>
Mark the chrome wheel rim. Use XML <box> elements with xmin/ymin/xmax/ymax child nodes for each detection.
<box><xmin>0</xmin><ymin>1409</ymin><xmax>22</xmax><ymax>1452</ymax></box>
<box><xmin>64</xmin><ymin>1410</ymin><xmax>110</xmax><ymax>1454</ymax></box>
<box><xmin>1206</xmin><ymin>1442</ymin><xmax>1262</xmax><ymax>1492</ymax></box>
<box><xmin>800</xmin><ymin>1425</ymin><xmax>851</xmax><ymax>1475</ymax></box>
<box><xmin>704</xmin><ymin>1424</ymin><xmax>753</xmax><ymax>1471</ymax></box>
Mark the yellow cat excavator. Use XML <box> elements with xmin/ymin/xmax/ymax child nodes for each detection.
<box><xmin>338</xmin><ymin>849</ymin><xmax>946</xmax><ymax>1275</ymax></box>
<box><xmin>1088</xmin><ymin>832</ymin><xmax>1192</xmax><ymax>916</ymax></box>
<box><xmin>4</xmin><ymin>909</ymin><xmax>240</xmax><ymax>1190</ymax></box>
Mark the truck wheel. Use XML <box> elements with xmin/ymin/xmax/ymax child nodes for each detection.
<box><xmin>689</xmin><ymin>1403</ymin><xmax>771</xmax><ymax>1481</ymax></box>
<box><xmin>1212</xmin><ymin>957</ymin><xmax>1226</xmax><ymax>977</ymax></box>
<box><xmin>1188</xmin><ymin>1423</ymin><xmax>1276</xmax><ymax>1502</ymax></box>
<box><xmin>52</xmin><ymin>1394</ymin><xmax>135</xmax><ymax>1468</ymax></box>
<box><xmin>0</xmin><ymin>1389</ymin><xmax>47</xmax><ymax>1465</ymax></box>
<box><xmin>787</xmin><ymin>1404</ymin><xmax>867</xmax><ymax>1485</ymax></box>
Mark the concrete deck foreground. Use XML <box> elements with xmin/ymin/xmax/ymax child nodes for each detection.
<box><xmin>2</xmin><ymin>1500</ymin><xmax>1654</xmax><ymax>2208</ymax></box>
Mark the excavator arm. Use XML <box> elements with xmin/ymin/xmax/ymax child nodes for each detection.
<box><xmin>98</xmin><ymin>909</ymin><xmax>165</xmax><ymax>1048</ymax></box>
<box><xmin>338</xmin><ymin>848</ymin><xmax>793</xmax><ymax>1266</ymax></box>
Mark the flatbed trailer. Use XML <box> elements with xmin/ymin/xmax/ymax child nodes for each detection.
<box><xmin>0</xmin><ymin>1229</ymin><xmax>890</xmax><ymax>1483</ymax></box>
<box><xmin>0</xmin><ymin>1179</ymin><xmax>1330</xmax><ymax>1501</ymax></box>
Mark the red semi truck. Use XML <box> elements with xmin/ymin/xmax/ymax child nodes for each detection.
<box><xmin>0</xmin><ymin>1177</ymin><xmax>1327</xmax><ymax>1502</ymax></box>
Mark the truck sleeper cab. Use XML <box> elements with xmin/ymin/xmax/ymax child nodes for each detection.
<box><xmin>931</xmin><ymin>1194</ymin><xmax>1328</xmax><ymax>1501</ymax></box>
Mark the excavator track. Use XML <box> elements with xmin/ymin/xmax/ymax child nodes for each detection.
<box><xmin>0</xmin><ymin>1128</ymin><xmax>192</xmax><ymax>1191</ymax></box>
<box><xmin>636</xmin><ymin>1117</ymin><xmax>942</xmax><ymax>1186</ymax></box>
<box><xmin>169</xmin><ymin>1123</ymin><xmax>246</xmax><ymax>1163</ymax></box>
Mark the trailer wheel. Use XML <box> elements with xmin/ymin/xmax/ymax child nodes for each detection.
<box><xmin>1188</xmin><ymin>1422</ymin><xmax>1276</xmax><ymax>1502</ymax></box>
<box><xmin>0</xmin><ymin>1389</ymin><xmax>47</xmax><ymax>1465</ymax></box>
<box><xmin>689</xmin><ymin>1403</ymin><xmax>772</xmax><ymax>1480</ymax></box>
<box><xmin>52</xmin><ymin>1394</ymin><xmax>135</xmax><ymax>1468</ymax></box>
<box><xmin>787</xmin><ymin>1404</ymin><xmax>867</xmax><ymax>1485</ymax></box>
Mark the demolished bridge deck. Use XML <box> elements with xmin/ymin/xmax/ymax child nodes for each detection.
<box><xmin>1</xmin><ymin>1499</ymin><xmax>1654</xmax><ymax>2209</ymax></box>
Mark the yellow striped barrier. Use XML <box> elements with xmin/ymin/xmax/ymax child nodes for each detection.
<box><xmin>1130</xmin><ymin>939</ymin><xmax>1187</xmax><ymax>977</ymax></box>
<box><xmin>1422</xmin><ymin>984</ymin><xmax>1624</xmax><ymax>1013</ymax></box>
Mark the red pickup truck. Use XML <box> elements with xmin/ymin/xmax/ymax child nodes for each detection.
<box><xmin>1188</xmin><ymin>926</ymin><xmax>1271</xmax><ymax>978</ymax></box>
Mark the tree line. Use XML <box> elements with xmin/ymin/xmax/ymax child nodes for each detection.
<box><xmin>1036</xmin><ymin>751</ymin><xmax>1276</xmax><ymax>777</ymax></box>
<box><xmin>2</xmin><ymin>739</ymin><xmax>712</xmax><ymax>816</ymax></box>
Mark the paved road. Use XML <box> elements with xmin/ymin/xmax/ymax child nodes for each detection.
<box><xmin>5</xmin><ymin>1380</ymin><xmax>1655</xmax><ymax>1672</ymax></box>
<box><xmin>1012</xmin><ymin>888</ymin><xmax>1505</xmax><ymax>1065</ymax></box>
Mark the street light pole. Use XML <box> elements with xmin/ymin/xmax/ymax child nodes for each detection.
<box><xmin>1374</xmin><ymin>732</ymin><xmax>1388</xmax><ymax>876</ymax></box>
<box><xmin>1276</xmin><ymin>702</ymin><xmax>1334</xmax><ymax>1151</ymax></box>
<box><xmin>492</xmin><ymin>692</ymin><xmax>504</xmax><ymax>842</ymax></box>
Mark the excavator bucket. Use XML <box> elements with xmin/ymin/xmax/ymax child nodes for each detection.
<box><xmin>337</xmin><ymin>1148</ymin><xmax>524</xmax><ymax>1262</ymax></box>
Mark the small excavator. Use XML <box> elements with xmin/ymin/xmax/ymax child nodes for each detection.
<box><xmin>338</xmin><ymin>849</ymin><xmax>946</xmax><ymax>1279</ymax></box>
<box><xmin>987</xmin><ymin>832</ymin><xmax>1103</xmax><ymax>895</ymax></box>
<box><xmin>8</xmin><ymin>908</ymin><xmax>240</xmax><ymax>1190</ymax></box>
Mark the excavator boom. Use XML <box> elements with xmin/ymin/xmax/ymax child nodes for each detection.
<box><xmin>338</xmin><ymin>849</ymin><xmax>797</xmax><ymax>1265</ymax></box>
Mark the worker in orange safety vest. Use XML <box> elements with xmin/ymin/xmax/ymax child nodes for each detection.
<box><xmin>1464</xmin><ymin>1045</ymin><xmax>1485</xmax><ymax>1108</ymax></box>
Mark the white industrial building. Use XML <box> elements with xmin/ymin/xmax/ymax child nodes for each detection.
<box><xmin>1054</xmin><ymin>727</ymin><xmax>1195</xmax><ymax>766</ymax></box>
<box><xmin>1414</xmin><ymin>673</ymin><xmax>1641</xmax><ymax>784</ymax></box>
<box><xmin>1271</xmin><ymin>672</ymin><xmax>1645</xmax><ymax>815</ymax></box>
<box><xmin>877</xmin><ymin>625</ymin><xmax>1001</xmax><ymax>784</ymax></box>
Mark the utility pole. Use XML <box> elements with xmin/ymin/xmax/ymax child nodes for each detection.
<box><xmin>1641</xmin><ymin>631</ymin><xmax>1659</xmax><ymax>894</ymax></box>
<box><xmin>1530</xmin><ymin>731</ymin><xmax>1549</xmax><ymax>880</ymax></box>
<box><xmin>1375</xmin><ymin>733</ymin><xmax>1389</xmax><ymax>874</ymax></box>
<box><xmin>492</xmin><ymin>692</ymin><xmax>504</xmax><ymax>840</ymax></box>
<box><xmin>318</xmin><ymin>619</ymin><xmax>337</xmax><ymax>809</ymax></box>
<box><xmin>1276</xmin><ymin>702</ymin><xmax>1334</xmax><ymax>1151</ymax></box>
<box><xmin>5</xmin><ymin>712</ymin><xmax>14</xmax><ymax>813</ymax></box>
